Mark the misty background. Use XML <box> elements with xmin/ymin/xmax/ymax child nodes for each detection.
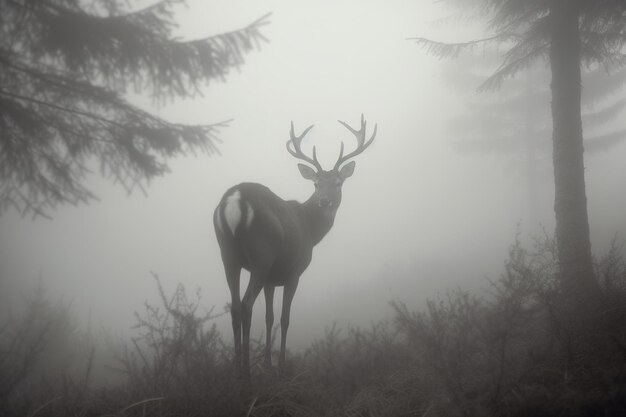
<box><xmin>2</xmin><ymin>0</ymin><xmax>625</xmax><ymax>352</ymax></box>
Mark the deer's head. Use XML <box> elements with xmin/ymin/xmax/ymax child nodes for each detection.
<box><xmin>287</xmin><ymin>114</ymin><xmax>376</xmax><ymax>217</ymax></box>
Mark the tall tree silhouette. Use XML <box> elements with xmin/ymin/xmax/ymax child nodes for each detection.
<box><xmin>442</xmin><ymin>54</ymin><xmax>626</xmax><ymax>233</ymax></box>
<box><xmin>0</xmin><ymin>0</ymin><xmax>269</xmax><ymax>218</ymax></box>
<box><xmin>412</xmin><ymin>0</ymin><xmax>626</xmax><ymax>306</ymax></box>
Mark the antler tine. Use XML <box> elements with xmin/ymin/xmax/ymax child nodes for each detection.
<box><xmin>286</xmin><ymin>122</ymin><xmax>322</xmax><ymax>171</ymax></box>
<box><xmin>333</xmin><ymin>114</ymin><xmax>377</xmax><ymax>170</ymax></box>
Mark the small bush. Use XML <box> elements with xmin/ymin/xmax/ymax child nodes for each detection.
<box><xmin>113</xmin><ymin>272</ymin><xmax>244</xmax><ymax>416</ymax></box>
<box><xmin>0</xmin><ymin>281</ymin><xmax>101</xmax><ymax>416</ymax></box>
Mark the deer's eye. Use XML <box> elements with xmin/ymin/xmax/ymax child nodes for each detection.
<box><xmin>314</xmin><ymin>182</ymin><xmax>319</xmax><ymax>189</ymax></box>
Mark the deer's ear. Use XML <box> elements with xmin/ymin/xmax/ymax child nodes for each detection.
<box><xmin>298</xmin><ymin>163</ymin><xmax>317</xmax><ymax>181</ymax></box>
<box><xmin>338</xmin><ymin>161</ymin><xmax>355</xmax><ymax>181</ymax></box>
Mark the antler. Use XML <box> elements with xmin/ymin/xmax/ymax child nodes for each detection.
<box><xmin>286</xmin><ymin>122</ymin><xmax>322</xmax><ymax>171</ymax></box>
<box><xmin>333</xmin><ymin>113</ymin><xmax>377</xmax><ymax>170</ymax></box>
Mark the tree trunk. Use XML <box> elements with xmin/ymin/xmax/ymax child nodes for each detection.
<box><xmin>549</xmin><ymin>0</ymin><xmax>600</xmax><ymax>306</ymax></box>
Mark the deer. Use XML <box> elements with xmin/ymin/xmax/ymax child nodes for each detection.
<box><xmin>213</xmin><ymin>114</ymin><xmax>377</xmax><ymax>379</ymax></box>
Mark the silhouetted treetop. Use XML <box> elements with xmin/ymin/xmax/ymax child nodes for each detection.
<box><xmin>411</xmin><ymin>0</ymin><xmax>626</xmax><ymax>92</ymax></box>
<box><xmin>0</xmin><ymin>0</ymin><xmax>269</xmax><ymax>218</ymax></box>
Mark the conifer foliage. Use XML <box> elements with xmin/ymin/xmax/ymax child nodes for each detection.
<box><xmin>0</xmin><ymin>0</ymin><xmax>269</xmax><ymax>217</ymax></box>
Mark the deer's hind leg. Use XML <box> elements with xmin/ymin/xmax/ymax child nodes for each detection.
<box><xmin>223</xmin><ymin>261</ymin><xmax>243</xmax><ymax>375</ymax></box>
<box><xmin>241</xmin><ymin>269</ymin><xmax>267</xmax><ymax>379</ymax></box>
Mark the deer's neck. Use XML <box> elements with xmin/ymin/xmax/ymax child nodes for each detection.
<box><xmin>300</xmin><ymin>197</ymin><xmax>337</xmax><ymax>246</ymax></box>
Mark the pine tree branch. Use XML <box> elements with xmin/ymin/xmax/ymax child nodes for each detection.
<box><xmin>108</xmin><ymin>0</ymin><xmax>178</xmax><ymax>18</ymax></box>
<box><xmin>6</xmin><ymin>0</ymin><xmax>270</xmax><ymax>101</ymax></box>
<box><xmin>184</xmin><ymin>12</ymin><xmax>272</xmax><ymax>45</ymax></box>
<box><xmin>408</xmin><ymin>34</ymin><xmax>507</xmax><ymax>59</ymax></box>
<box><xmin>478</xmin><ymin>45</ymin><xmax>548</xmax><ymax>92</ymax></box>
<box><xmin>585</xmin><ymin>128</ymin><xmax>626</xmax><ymax>153</ymax></box>
<box><xmin>490</xmin><ymin>0</ymin><xmax>548</xmax><ymax>34</ymax></box>
<box><xmin>0</xmin><ymin>88</ymin><xmax>131</xmax><ymax>130</ymax></box>
<box><xmin>582</xmin><ymin>66</ymin><xmax>626</xmax><ymax>101</ymax></box>
<box><xmin>582</xmin><ymin>98</ymin><xmax>626</xmax><ymax>126</ymax></box>
<box><xmin>0</xmin><ymin>52</ymin><xmax>124</xmax><ymax>106</ymax></box>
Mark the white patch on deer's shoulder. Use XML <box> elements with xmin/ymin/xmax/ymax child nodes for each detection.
<box><xmin>244</xmin><ymin>202</ymin><xmax>254</xmax><ymax>230</ymax></box>
<box><xmin>224</xmin><ymin>190</ymin><xmax>242</xmax><ymax>234</ymax></box>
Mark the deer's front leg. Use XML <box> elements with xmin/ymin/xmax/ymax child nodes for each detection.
<box><xmin>263</xmin><ymin>285</ymin><xmax>275</xmax><ymax>367</ymax></box>
<box><xmin>279</xmin><ymin>276</ymin><xmax>300</xmax><ymax>373</ymax></box>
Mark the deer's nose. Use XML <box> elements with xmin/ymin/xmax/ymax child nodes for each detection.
<box><xmin>319</xmin><ymin>197</ymin><xmax>331</xmax><ymax>208</ymax></box>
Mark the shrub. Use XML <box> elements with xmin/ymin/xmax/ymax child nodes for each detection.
<box><xmin>113</xmin><ymin>272</ymin><xmax>244</xmax><ymax>416</ymax></box>
<box><xmin>392</xmin><ymin>233</ymin><xmax>626</xmax><ymax>417</ymax></box>
<box><xmin>0</xmin><ymin>281</ymin><xmax>97</xmax><ymax>416</ymax></box>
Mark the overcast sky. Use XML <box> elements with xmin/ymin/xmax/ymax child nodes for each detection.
<box><xmin>1</xmin><ymin>0</ymin><xmax>625</xmax><ymax>349</ymax></box>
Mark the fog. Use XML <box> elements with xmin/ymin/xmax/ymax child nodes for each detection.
<box><xmin>2</xmin><ymin>0</ymin><xmax>626</xmax><ymax>354</ymax></box>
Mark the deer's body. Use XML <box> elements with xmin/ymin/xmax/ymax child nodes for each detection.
<box><xmin>214</xmin><ymin>182</ymin><xmax>333</xmax><ymax>285</ymax></box>
<box><xmin>214</xmin><ymin>115</ymin><xmax>376</xmax><ymax>378</ymax></box>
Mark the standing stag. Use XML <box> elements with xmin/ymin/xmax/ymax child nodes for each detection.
<box><xmin>214</xmin><ymin>114</ymin><xmax>377</xmax><ymax>378</ymax></box>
